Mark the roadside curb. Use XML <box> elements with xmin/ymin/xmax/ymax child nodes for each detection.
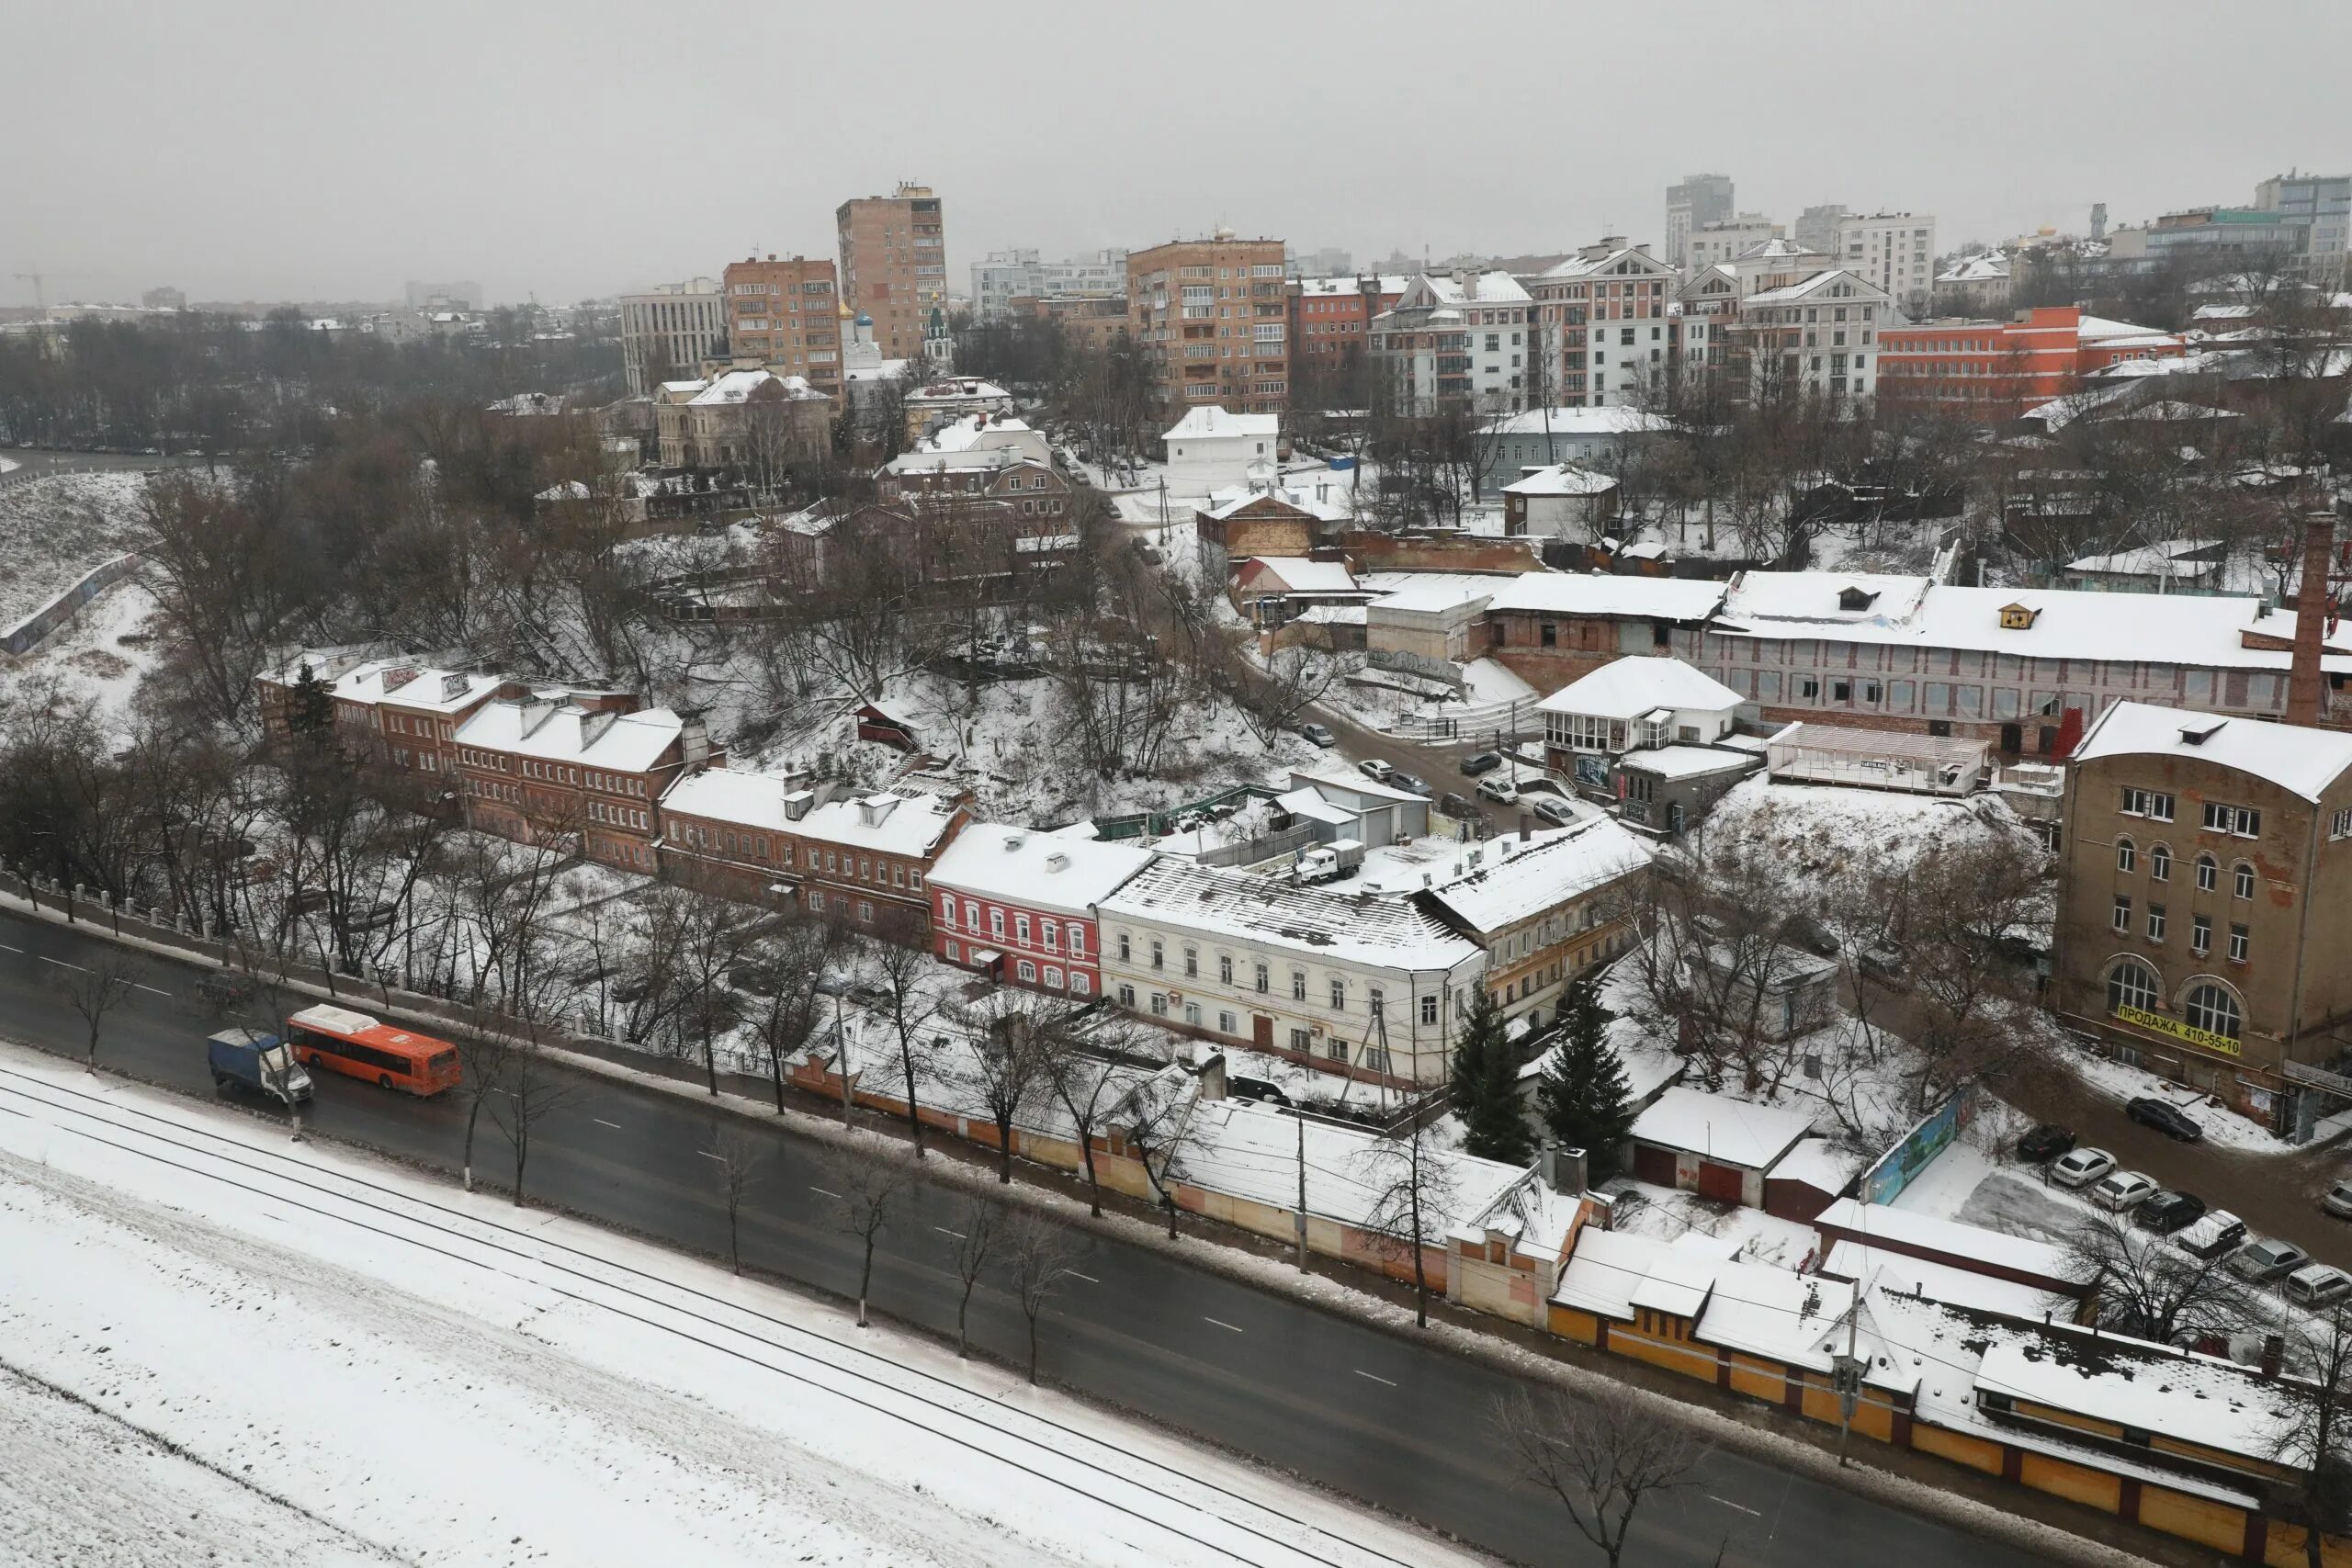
<box><xmin>0</xmin><ymin>889</ymin><xmax>2155</xmax><ymax>1567</ymax></box>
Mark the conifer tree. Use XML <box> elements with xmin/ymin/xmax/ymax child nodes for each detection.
<box><xmin>1453</xmin><ymin>987</ymin><xmax>1535</xmax><ymax>1165</ymax></box>
<box><xmin>1538</xmin><ymin>979</ymin><xmax>1634</xmax><ymax>1180</ymax></box>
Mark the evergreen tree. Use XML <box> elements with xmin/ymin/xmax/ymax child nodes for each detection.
<box><xmin>1537</xmin><ymin>979</ymin><xmax>1634</xmax><ymax>1181</ymax></box>
<box><xmin>1453</xmin><ymin>987</ymin><xmax>1535</xmax><ymax>1165</ymax></box>
<box><xmin>286</xmin><ymin>663</ymin><xmax>334</xmax><ymax>742</ymax></box>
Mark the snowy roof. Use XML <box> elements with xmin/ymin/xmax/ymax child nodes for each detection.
<box><xmin>1553</xmin><ymin>1228</ymin><xmax>1739</xmax><ymax>1321</ymax></box>
<box><xmin>2065</xmin><ymin>537</ymin><xmax>2223</xmax><ymax>577</ymax></box>
<box><xmin>1628</xmin><ymin>1087</ymin><xmax>1816</xmax><ymax>1169</ymax></box>
<box><xmin>2076</xmin><ymin>313</ymin><xmax>2179</xmax><ymax>345</ymax></box>
<box><xmin>1769</xmin><ymin>1138</ymin><xmax>1863</xmax><ymax>1195</ymax></box>
<box><xmin>659</xmin><ymin>767</ymin><xmax>803</xmax><ymax>829</ymax></box>
<box><xmin>1484</xmin><ymin>573</ymin><xmax>1726</xmax><ymax>621</ymax></box>
<box><xmin>1697</xmin><ymin>1262</ymin><xmax>1864</xmax><ymax>1375</ymax></box>
<box><xmin>1272</xmin><ymin>787</ymin><xmax>1359</xmax><ymax>827</ymax></box>
<box><xmin>1295</xmin><ymin>274</ymin><xmax>1410</xmax><ymax>298</ymax></box>
<box><xmin>1476</xmin><ymin>406</ymin><xmax>1675</xmax><ymax>439</ymax></box>
<box><xmin>1237</xmin><ymin>557</ymin><xmax>1358</xmax><ymax>593</ymax></box>
<box><xmin>1286</xmin><ymin>768</ymin><xmax>1426</xmax><ymax>807</ymax></box>
<box><xmin>2072</xmin><ymin>700</ymin><xmax>2352</xmax><ymax>803</ymax></box>
<box><xmin>928</xmin><ymin>823</ymin><xmax>1157</xmax><ymax>914</ymax></box>
<box><xmin>1413</xmin><ymin>271</ymin><xmax>1532</xmax><ymax>306</ymax></box>
<box><xmin>1973</xmin><ymin>1337</ymin><xmax>2294</xmax><ymax>1463</ymax></box>
<box><xmin>1500</xmin><ymin>464</ymin><xmax>1618</xmax><ymax>497</ymax></box>
<box><xmin>1416</xmin><ymin>818</ymin><xmax>1651</xmax><ymax>936</ymax></box>
<box><xmin>1746</xmin><ymin>270</ymin><xmax>1887</xmax><ymax>308</ymax></box>
<box><xmin>905</xmin><ymin>378</ymin><xmax>1011</xmax><ymax>403</ymax></box>
<box><xmin>1536</xmin><ymin>656</ymin><xmax>1744</xmax><ymax>720</ymax></box>
<box><xmin>1533</xmin><ymin>247</ymin><xmax>1672</xmax><ymax>281</ymax></box>
<box><xmin>454</xmin><ymin>701</ymin><xmax>684</xmax><ymax>774</ymax></box>
<box><xmin>1935</xmin><ymin>255</ymin><xmax>2010</xmax><ymax>284</ymax></box>
<box><xmin>330</xmin><ymin>659</ymin><xmax>503</xmax><ymax>715</ymax></box>
<box><xmin>2096</xmin><ymin>400</ymin><xmax>2243</xmax><ymax>423</ymax></box>
<box><xmin>1820</xmin><ymin>1241</ymin><xmax>2068</xmax><ymax>1322</ymax></box>
<box><xmin>1369</xmin><ymin>577</ymin><xmax>1498</xmax><ymax>615</ymax></box>
<box><xmin>1163</xmin><ymin>405</ymin><xmax>1279</xmax><ymax>441</ymax></box>
<box><xmin>1621</xmin><ymin>744</ymin><xmax>1758</xmax><ymax>781</ymax></box>
<box><xmin>1812</xmin><ymin>1199</ymin><xmax>2078</xmax><ymax>1286</ymax></box>
<box><xmin>1718</xmin><ymin>570</ymin><xmax>1932</xmax><ymax>625</ymax></box>
<box><xmin>687</xmin><ymin>369</ymin><xmax>821</xmax><ymax>405</ymax></box>
<box><xmin>1098</xmin><ymin>858</ymin><xmax>1480</xmax><ymax>973</ymax></box>
<box><xmin>1170</xmin><ymin>1098</ymin><xmax>1529</xmax><ymax>1239</ymax></box>
<box><xmin>791</xmin><ymin>791</ymin><xmax>963</xmax><ymax>859</ymax></box>
<box><xmin>912</xmin><ymin>413</ymin><xmax>1036</xmax><ymax>455</ymax></box>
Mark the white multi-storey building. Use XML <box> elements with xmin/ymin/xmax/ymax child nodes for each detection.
<box><xmin>619</xmin><ymin>278</ymin><xmax>728</xmax><ymax>396</ymax></box>
<box><xmin>1520</xmin><ymin>242</ymin><xmax>1679</xmax><ymax>408</ymax></box>
<box><xmin>1830</xmin><ymin>211</ymin><xmax>1938</xmax><ymax>317</ymax></box>
<box><xmin>1683</xmin><ymin>215</ymin><xmax>1783</xmax><ymax>276</ymax></box>
<box><xmin>1367</xmin><ymin>271</ymin><xmax>1534</xmax><ymax>413</ymax></box>
<box><xmin>969</xmin><ymin>250</ymin><xmax>1043</xmax><ymax>321</ymax></box>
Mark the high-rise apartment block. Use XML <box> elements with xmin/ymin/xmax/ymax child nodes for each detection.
<box><xmin>837</xmin><ymin>183</ymin><xmax>947</xmax><ymax>359</ymax></box>
<box><xmin>1127</xmin><ymin>235</ymin><xmax>1291</xmax><ymax>416</ymax></box>
<box><xmin>718</xmin><ymin>256</ymin><xmax>842</xmax><ymax>397</ymax></box>
<box><xmin>1825</xmin><ymin>211</ymin><xmax>1937</xmax><ymax>317</ymax></box>
<box><xmin>1664</xmin><ymin>174</ymin><xmax>1735</xmax><ymax>268</ymax></box>
<box><xmin>619</xmin><ymin>277</ymin><xmax>729</xmax><ymax>395</ymax></box>
<box><xmin>2254</xmin><ymin>172</ymin><xmax>2350</xmax><ymax>281</ymax></box>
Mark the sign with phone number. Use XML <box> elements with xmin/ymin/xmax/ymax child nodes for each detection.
<box><xmin>2114</xmin><ymin>1003</ymin><xmax>2241</xmax><ymax>1057</ymax></box>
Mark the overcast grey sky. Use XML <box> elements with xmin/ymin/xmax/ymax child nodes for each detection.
<box><xmin>6</xmin><ymin>0</ymin><xmax>2346</xmax><ymax>308</ymax></box>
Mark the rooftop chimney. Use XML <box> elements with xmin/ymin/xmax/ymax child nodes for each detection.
<box><xmin>679</xmin><ymin>715</ymin><xmax>712</xmax><ymax>770</ymax></box>
<box><xmin>2288</xmin><ymin>509</ymin><xmax>2335</xmax><ymax>726</ymax></box>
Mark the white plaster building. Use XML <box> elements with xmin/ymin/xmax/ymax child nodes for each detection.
<box><xmin>1161</xmin><ymin>404</ymin><xmax>1280</xmax><ymax>497</ymax></box>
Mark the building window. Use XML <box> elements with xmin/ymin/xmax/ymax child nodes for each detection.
<box><xmin>2184</xmin><ymin>983</ymin><xmax>2242</xmax><ymax>1039</ymax></box>
<box><xmin>2228</xmin><ymin>924</ymin><xmax>2250</xmax><ymax>964</ymax></box>
<box><xmin>1420</xmin><ymin>995</ymin><xmax>1439</xmax><ymax>1026</ymax></box>
<box><xmin>1017</xmin><ymin>959</ymin><xmax>1037</xmax><ymax>982</ymax></box>
<box><xmin>2148</xmin><ymin>844</ymin><xmax>2171</xmax><ymax>882</ymax></box>
<box><xmin>2107</xmin><ymin>959</ymin><xmax>2160</xmax><ymax>1013</ymax></box>
<box><xmin>1329</xmin><ymin>978</ymin><xmax>1346</xmax><ymax>1010</ymax></box>
<box><xmin>965</xmin><ymin>898</ymin><xmax>980</xmax><ymax>929</ymax></box>
<box><xmin>1218</xmin><ymin>1010</ymin><xmax>1238</xmax><ymax>1034</ymax></box>
<box><xmin>1183</xmin><ymin>1001</ymin><xmax>1201</xmax><ymax>1026</ymax></box>
<box><xmin>2196</xmin><ymin>854</ymin><xmax>2218</xmax><ymax>891</ymax></box>
<box><xmin>1255</xmin><ymin>963</ymin><xmax>1270</xmax><ymax>994</ymax></box>
<box><xmin>938</xmin><ymin>898</ymin><xmax>958</xmax><ymax>929</ymax></box>
<box><xmin>1150</xmin><ymin>992</ymin><xmax>1167</xmax><ymax>1016</ymax></box>
<box><xmin>1288</xmin><ymin>1028</ymin><xmax>1311</xmax><ymax>1052</ymax></box>
<box><xmin>1072</xmin><ymin>973</ymin><xmax>1091</xmax><ymax>996</ymax></box>
<box><xmin>1327</xmin><ymin>1038</ymin><xmax>1350</xmax><ymax>1065</ymax></box>
<box><xmin>1042</xmin><ymin>921</ymin><xmax>1058</xmax><ymax>951</ymax></box>
<box><xmin>1219</xmin><ymin>954</ymin><xmax>1234</xmax><ymax>985</ymax></box>
<box><xmin>2111</xmin><ymin>895</ymin><xmax>2132</xmax><ymax>933</ymax></box>
<box><xmin>857</xmin><ymin>901</ymin><xmax>874</xmax><ymax>922</ymax></box>
<box><xmin>1043</xmin><ymin>965</ymin><xmax>1063</xmax><ymax>988</ymax></box>
<box><xmin>990</xmin><ymin>909</ymin><xmax>1005</xmax><ymax>937</ymax></box>
<box><xmin>2334</xmin><ymin>807</ymin><xmax>2352</xmax><ymax>840</ymax></box>
<box><xmin>1118</xmin><ymin>984</ymin><xmax>1136</xmax><ymax>1008</ymax></box>
<box><xmin>2233</xmin><ymin>863</ymin><xmax>2256</xmax><ymax>899</ymax></box>
<box><xmin>2191</xmin><ymin>915</ymin><xmax>2211</xmax><ymax>954</ymax></box>
<box><xmin>1015</xmin><ymin>914</ymin><xmax>1031</xmax><ymax>944</ymax></box>
<box><xmin>1150</xmin><ymin>939</ymin><xmax>1164</xmax><ymax>971</ymax></box>
<box><xmin>945</xmin><ymin>939</ymin><xmax>961</xmax><ymax>961</ymax></box>
<box><xmin>1069</xmin><ymin>927</ymin><xmax>1084</xmax><ymax>957</ymax></box>
<box><xmin>1292</xmin><ymin>970</ymin><xmax>1306</xmax><ymax>1001</ymax></box>
<box><xmin>1118</xmin><ymin>932</ymin><xmax>1131</xmax><ymax>962</ymax></box>
<box><xmin>1184</xmin><ymin>946</ymin><xmax>1198</xmax><ymax>978</ymax></box>
<box><xmin>2145</xmin><ymin>905</ymin><xmax>2165</xmax><ymax>942</ymax></box>
<box><xmin>2203</xmin><ymin>802</ymin><xmax>2261</xmax><ymax>838</ymax></box>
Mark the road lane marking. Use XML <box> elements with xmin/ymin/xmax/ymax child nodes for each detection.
<box><xmin>933</xmin><ymin>1225</ymin><xmax>966</xmax><ymax>1238</ymax></box>
<box><xmin>593</xmin><ymin>1118</ymin><xmax>621</xmax><ymax>1130</ymax></box>
<box><xmin>0</xmin><ymin>942</ymin><xmax>21</xmax><ymax>953</ymax></box>
<box><xmin>1203</xmin><ymin>1316</ymin><xmax>1244</xmax><ymax>1334</ymax></box>
<box><xmin>132</xmin><ymin>984</ymin><xmax>172</xmax><ymax>998</ymax></box>
<box><xmin>37</xmin><ymin>956</ymin><xmax>87</xmax><ymax>972</ymax></box>
<box><xmin>697</xmin><ymin>1150</ymin><xmax>723</xmax><ymax>1161</ymax></box>
<box><xmin>809</xmin><ymin>1186</ymin><xmax>842</xmax><ymax>1199</ymax></box>
<box><xmin>1067</xmin><ymin>1270</ymin><xmax>1100</xmax><ymax>1283</ymax></box>
<box><xmin>1353</xmin><ymin>1369</ymin><xmax>1397</xmax><ymax>1387</ymax></box>
<box><xmin>1710</xmin><ymin>1495</ymin><xmax>1762</xmax><ymax>1517</ymax></box>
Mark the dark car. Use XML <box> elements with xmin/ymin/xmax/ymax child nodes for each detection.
<box><xmin>1228</xmin><ymin>1075</ymin><xmax>1292</xmax><ymax>1107</ymax></box>
<box><xmin>2127</xmin><ymin>1097</ymin><xmax>2206</xmax><ymax>1143</ymax></box>
<box><xmin>2016</xmin><ymin>1122</ymin><xmax>2076</xmax><ymax>1163</ymax></box>
<box><xmin>1388</xmin><ymin>771</ymin><xmax>1431</xmax><ymax>796</ymax></box>
<box><xmin>2134</xmin><ymin>1189</ymin><xmax>2208</xmax><ymax>1235</ymax></box>
<box><xmin>1459</xmin><ymin>750</ymin><xmax>1503</xmax><ymax>775</ymax></box>
<box><xmin>1439</xmin><ymin>791</ymin><xmax>1475</xmax><ymax>818</ymax></box>
<box><xmin>197</xmin><ymin>971</ymin><xmax>257</xmax><ymax>1008</ymax></box>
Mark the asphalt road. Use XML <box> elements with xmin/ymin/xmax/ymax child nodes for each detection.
<box><xmin>0</xmin><ymin>905</ymin><xmax>2039</xmax><ymax>1568</ymax></box>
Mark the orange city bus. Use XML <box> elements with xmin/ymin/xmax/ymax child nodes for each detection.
<box><xmin>284</xmin><ymin>1004</ymin><xmax>462</xmax><ymax>1096</ymax></box>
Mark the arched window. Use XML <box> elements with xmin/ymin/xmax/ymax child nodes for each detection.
<box><xmin>2196</xmin><ymin>854</ymin><xmax>2218</xmax><ymax>892</ymax></box>
<box><xmin>2184</xmin><ymin>984</ymin><xmax>2242</xmax><ymax>1040</ymax></box>
<box><xmin>2233</xmin><ymin>863</ymin><xmax>2256</xmax><ymax>900</ymax></box>
<box><xmin>2107</xmin><ymin>960</ymin><xmax>2162</xmax><ymax>1014</ymax></box>
<box><xmin>2148</xmin><ymin>844</ymin><xmax>2171</xmax><ymax>883</ymax></box>
<box><xmin>2116</xmin><ymin>837</ymin><xmax>2136</xmax><ymax>874</ymax></box>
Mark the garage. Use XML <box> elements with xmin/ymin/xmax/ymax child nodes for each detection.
<box><xmin>1623</xmin><ymin>1086</ymin><xmax>1819</xmax><ymax>1211</ymax></box>
<box><xmin>1633</xmin><ymin>1144</ymin><xmax>1678</xmax><ymax>1187</ymax></box>
<box><xmin>1696</xmin><ymin>1161</ymin><xmax>1746</xmax><ymax>1204</ymax></box>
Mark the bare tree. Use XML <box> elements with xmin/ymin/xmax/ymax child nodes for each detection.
<box><xmin>1044</xmin><ymin>1012</ymin><xmax>1150</xmax><ymax>1219</ymax></box>
<box><xmin>744</xmin><ymin>919</ymin><xmax>837</xmax><ymax>1114</ymax></box>
<box><xmin>2065</xmin><ymin>1212</ymin><xmax>2254</xmax><ymax>1346</ymax></box>
<box><xmin>827</xmin><ymin>1144</ymin><xmax>914</xmax><ymax>1328</ymax></box>
<box><xmin>865</xmin><ymin>937</ymin><xmax>944</xmax><ymax>1158</ymax></box>
<box><xmin>1114</xmin><ymin>1064</ymin><xmax>1203</xmax><ymax>1240</ymax></box>
<box><xmin>706</xmin><ymin>1121</ymin><xmax>769</xmax><ymax>1276</ymax></box>
<box><xmin>2269</xmin><ymin>1303</ymin><xmax>2352</xmax><ymax>1568</ymax></box>
<box><xmin>1222</xmin><ymin>637</ymin><xmax>1341</xmax><ymax>750</ymax></box>
<box><xmin>1003</xmin><ymin>1210</ymin><xmax>1077</xmax><ymax>1384</ymax></box>
<box><xmin>947</xmin><ymin>1196</ymin><xmax>1001</xmax><ymax>1359</ymax></box>
<box><xmin>663</xmin><ymin>883</ymin><xmax>759</xmax><ymax>1095</ymax></box>
<box><xmin>1356</xmin><ymin>1102</ymin><xmax>1458</xmax><ymax>1328</ymax></box>
<box><xmin>486</xmin><ymin>1042</ymin><xmax>575</xmax><ymax>1209</ymax></box>
<box><xmin>52</xmin><ymin>950</ymin><xmax>142</xmax><ymax>1075</ymax></box>
<box><xmin>958</xmin><ymin>988</ymin><xmax>1063</xmax><ymax>1184</ymax></box>
<box><xmin>1494</xmin><ymin>1383</ymin><xmax>1709</xmax><ymax>1568</ymax></box>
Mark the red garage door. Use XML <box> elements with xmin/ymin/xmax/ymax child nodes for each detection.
<box><xmin>1632</xmin><ymin>1144</ymin><xmax>1677</xmax><ymax>1187</ymax></box>
<box><xmin>1697</xmin><ymin>1161</ymin><xmax>1746</xmax><ymax>1203</ymax></box>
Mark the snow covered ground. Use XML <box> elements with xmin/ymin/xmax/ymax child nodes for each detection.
<box><xmin>1</xmin><ymin>576</ymin><xmax>165</xmax><ymax>737</ymax></box>
<box><xmin>0</xmin><ymin>1041</ymin><xmax>1487</xmax><ymax>1568</ymax></box>
<box><xmin>0</xmin><ymin>469</ymin><xmax>147</xmax><ymax>628</ymax></box>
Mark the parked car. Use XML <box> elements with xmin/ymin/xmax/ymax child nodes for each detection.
<box><xmin>2091</xmin><ymin>1170</ymin><xmax>2159</xmax><ymax>1212</ymax></box>
<box><xmin>2175</xmin><ymin>1210</ymin><xmax>2249</xmax><ymax>1261</ymax></box>
<box><xmin>1459</xmin><ymin>750</ymin><xmax>1503</xmax><ymax>775</ymax></box>
<box><xmin>1439</xmin><ymin>791</ymin><xmax>1475</xmax><ymax>818</ymax></box>
<box><xmin>1531</xmin><ymin>796</ymin><xmax>1577</xmax><ymax>828</ymax></box>
<box><xmin>2016</xmin><ymin>1123</ymin><xmax>2076</xmax><ymax>1164</ymax></box>
<box><xmin>2231</xmin><ymin>1236</ymin><xmax>2312</xmax><ymax>1282</ymax></box>
<box><xmin>1476</xmin><ymin>776</ymin><xmax>1519</xmax><ymax>805</ymax></box>
<box><xmin>2133</xmin><ymin>1189</ymin><xmax>2207</xmax><ymax>1235</ymax></box>
<box><xmin>206</xmin><ymin>1027</ymin><xmax>312</xmax><ymax>1105</ymax></box>
<box><xmin>2285</xmin><ymin>1264</ymin><xmax>2352</xmax><ymax>1310</ymax></box>
<box><xmin>197</xmin><ymin>971</ymin><xmax>257</xmax><ymax>1008</ymax></box>
<box><xmin>1858</xmin><ymin>943</ymin><xmax>1907</xmax><ymax>987</ymax></box>
<box><xmin>2126</xmin><ymin>1096</ymin><xmax>2206</xmax><ymax>1143</ymax></box>
<box><xmin>1357</xmin><ymin>758</ymin><xmax>1395</xmax><ymax>782</ymax></box>
<box><xmin>1388</xmin><ymin>771</ymin><xmax>1431</xmax><ymax>797</ymax></box>
<box><xmin>1227</xmin><ymin>1075</ymin><xmax>1293</xmax><ymax>1107</ymax></box>
<box><xmin>1297</xmin><ymin>722</ymin><xmax>1336</xmax><ymax>749</ymax></box>
<box><xmin>2324</xmin><ymin>1179</ymin><xmax>2352</xmax><ymax>1220</ymax></box>
<box><xmin>2050</xmin><ymin>1146</ymin><xmax>2116</xmax><ymax>1189</ymax></box>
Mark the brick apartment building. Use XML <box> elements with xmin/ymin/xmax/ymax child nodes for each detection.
<box><xmin>928</xmin><ymin>823</ymin><xmax>1158</xmax><ymax>998</ymax></box>
<box><xmin>837</xmin><ymin>183</ymin><xmax>947</xmax><ymax>361</ymax></box>
<box><xmin>1126</xmin><ymin>235</ymin><xmax>1291</xmax><ymax>417</ymax></box>
<box><xmin>1290</xmin><ymin>274</ymin><xmax>1405</xmax><ymax>378</ymax></box>
<box><xmin>257</xmin><ymin>654</ymin><xmax>522</xmax><ymax>783</ymax></box>
<box><xmin>720</xmin><ymin>255</ymin><xmax>842</xmax><ymax>397</ymax></box>
<box><xmin>452</xmin><ymin>694</ymin><xmax>718</xmax><ymax>873</ymax></box>
<box><xmin>659</xmin><ymin>768</ymin><xmax>967</xmax><ymax>939</ymax></box>
<box><xmin>2052</xmin><ymin>700</ymin><xmax>2352</xmax><ymax>1130</ymax></box>
<box><xmin>1877</xmin><ymin>306</ymin><xmax>2185</xmax><ymax>421</ymax></box>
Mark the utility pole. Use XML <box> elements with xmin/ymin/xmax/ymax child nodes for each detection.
<box><xmin>1833</xmin><ymin>1293</ymin><xmax>1864</xmax><ymax>1467</ymax></box>
<box><xmin>1295</xmin><ymin>1106</ymin><xmax>1308</xmax><ymax>1272</ymax></box>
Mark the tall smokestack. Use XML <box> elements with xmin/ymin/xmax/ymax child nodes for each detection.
<box><xmin>2288</xmin><ymin>509</ymin><xmax>2335</xmax><ymax>727</ymax></box>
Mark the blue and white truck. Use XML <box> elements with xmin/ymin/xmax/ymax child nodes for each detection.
<box><xmin>207</xmin><ymin>1028</ymin><xmax>313</xmax><ymax>1104</ymax></box>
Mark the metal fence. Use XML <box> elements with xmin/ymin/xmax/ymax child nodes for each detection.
<box><xmin>3</xmin><ymin>553</ymin><xmax>142</xmax><ymax>655</ymax></box>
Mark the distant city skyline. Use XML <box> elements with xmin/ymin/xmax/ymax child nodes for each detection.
<box><xmin>3</xmin><ymin>0</ymin><xmax>2346</xmax><ymax>309</ymax></box>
